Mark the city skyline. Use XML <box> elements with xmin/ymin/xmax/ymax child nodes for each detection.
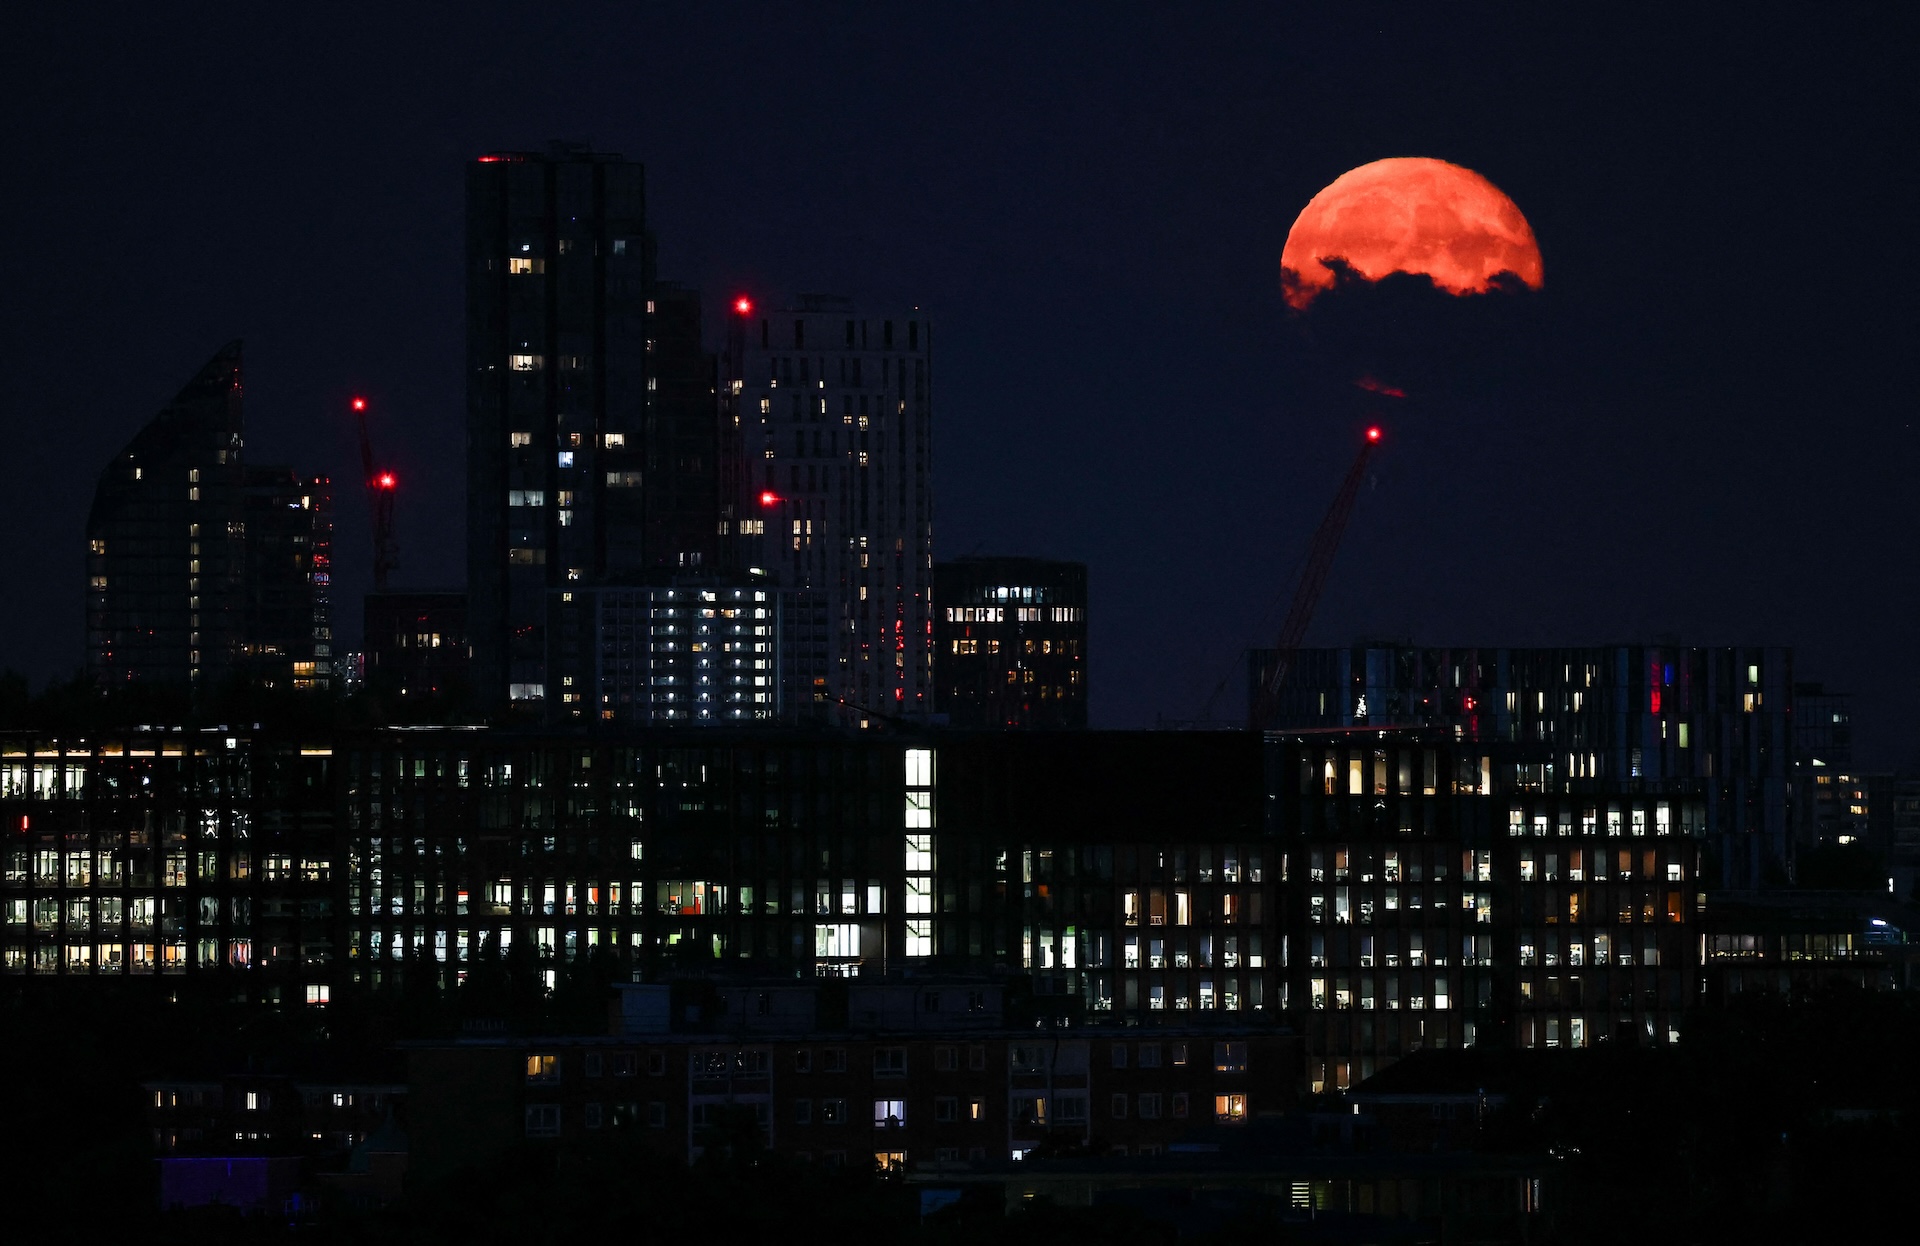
<box><xmin>3</xmin><ymin>8</ymin><xmax>1917</xmax><ymax>1237</ymax></box>
<box><xmin>2</xmin><ymin>7</ymin><xmax>1913</xmax><ymax>764</ymax></box>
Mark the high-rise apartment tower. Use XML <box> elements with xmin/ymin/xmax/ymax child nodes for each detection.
<box><xmin>86</xmin><ymin>342</ymin><xmax>332</xmax><ymax>692</ymax></box>
<box><xmin>465</xmin><ymin>145</ymin><xmax>720</xmax><ymax>711</ymax></box>
<box><xmin>726</xmin><ymin>296</ymin><xmax>934</xmax><ymax>723</ymax></box>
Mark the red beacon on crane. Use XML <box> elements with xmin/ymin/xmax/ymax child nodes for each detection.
<box><xmin>735</xmin><ymin>297</ymin><xmax>754</xmax><ymax>315</ymax></box>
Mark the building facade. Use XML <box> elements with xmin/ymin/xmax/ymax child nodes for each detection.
<box><xmin>726</xmin><ymin>297</ymin><xmax>934</xmax><ymax>724</ymax></box>
<box><xmin>407</xmin><ymin>980</ymin><xmax>1298</xmax><ymax>1174</ymax></box>
<box><xmin>465</xmin><ymin>146</ymin><xmax>720</xmax><ymax>712</ymax></box>
<box><xmin>0</xmin><ymin>729</ymin><xmax>337</xmax><ymax>997</ymax></box>
<box><xmin>934</xmin><ymin>557</ymin><xmax>1087</xmax><ymax>729</ymax></box>
<box><xmin>0</xmin><ymin>725</ymin><xmax>1779</xmax><ymax>1094</ymax></box>
<box><xmin>86</xmin><ymin>342</ymin><xmax>332</xmax><ymax>693</ymax></box>
<box><xmin>87</xmin><ymin>343</ymin><xmax>249</xmax><ymax>689</ymax></box>
<box><xmin>545</xmin><ymin>581</ymin><xmax>828</xmax><ymax>725</ymax></box>
<box><xmin>362</xmin><ymin>590</ymin><xmax>471</xmax><ymax>702</ymax></box>
<box><xmin>240</xmin><ymin>467</ymin><xmax>334</xmax><ymax>690</ymax></box>
<box><xmin>1252</xmin><ymin>644</ymin><xmax>1793</xmax><ymax>889</ymax></box>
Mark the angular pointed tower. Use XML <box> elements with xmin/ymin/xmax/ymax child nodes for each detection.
<box><xmin>86</xmin><ymin>342</ymin><xmax>249</xmax><ymax>688</ymax></box>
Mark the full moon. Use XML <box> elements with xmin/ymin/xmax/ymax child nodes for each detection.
<box><xmin>1281</xmin><ymin>158</ymin><xmax>1543</xmax><ymax>309</ymax></box>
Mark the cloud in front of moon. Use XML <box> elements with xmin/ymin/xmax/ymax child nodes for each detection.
<box><xmin>1282</xmin><ymin>158</ymin><xmax>1543</xmax><ymax>310</ymax></box>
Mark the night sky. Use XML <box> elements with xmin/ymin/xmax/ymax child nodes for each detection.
<box><xmin>3</xmin><ymin>5</ymin><xmax>1913</xmax><ymax>760</ymax></box>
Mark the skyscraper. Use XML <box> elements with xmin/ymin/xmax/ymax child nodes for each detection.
<box><xmin>87</xmin><ymin>342</ymin><xmax>245</xmax><ymax>688</ymax></box>
<box><xmin>727</xmin><ymin>296</ymin><xmax>934</xmax><ymax>723</ymax></box>
<box><xmin>465</xmin><ymin>145</ymin><xmax>720</xmax><ymax>712</ymax></box>
<box><xmin>934</xmin><ymin>556</ymin><xmax>1088</xmax><ymax>728</ymax></box>
<box><xmin>87</xmin><ymin>342</ymin><xmax>332</xmax><ymax>692</ymax></box>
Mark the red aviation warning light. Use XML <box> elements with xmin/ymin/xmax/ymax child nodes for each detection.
<box><xmin>352</xmin><ymin>397</ymin><xmax>367</xmax><ymax>412</ymax></box>
<box><xmin>379</xmin><ymin>473</ymin><xmax>396</xmax><ymax>489</ymax></box>
<box><xmin>759</xmin><ymin>491</ymin><xmax>779</xmax><ymax>507</ymax></box>
<box><xmin>1366</xmin><ymin>426</ymin><xmax>1383</xmax><ymax>443</ymax></box>
<box><xmin>735</xmin><ymin>297</ymin><xmax>754</xmax><ymax>315</ymax></box>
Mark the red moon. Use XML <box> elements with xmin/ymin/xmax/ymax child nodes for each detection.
<box><xmin>1282</xmin><ymin>158</ymin><xmax>1543</xmax><ymax>309</ymax></box>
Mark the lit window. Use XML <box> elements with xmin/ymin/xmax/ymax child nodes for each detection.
<box><xmin>508</xmin><ymin>257</ymin><xmax>544</xmax><ymax>275</ymax></box>
<box><xmin>510</xmin><ymin>354</ymin><xmax>543</xmax><ymax>371</ymax></box>
<box><xmin>510</xmin><ymin>432</ymin><xmax>532</xmax><ymax>447</ymax></box>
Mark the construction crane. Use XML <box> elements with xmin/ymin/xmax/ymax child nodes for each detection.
<box><xmin>1248</xmin><ymin>425</ymin><xmax>1383</xmax><ymax>729</ymax></box>
<box><xmin>351</xmin><ymin>396</ymin><xmax>399</xmax><ymax>591</ymax></box>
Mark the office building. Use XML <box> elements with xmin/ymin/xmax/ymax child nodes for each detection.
<box><xmin>0</xmin><ymin>728</ymin><xmax>336</xmax><ymax>995</ymax></box>
<box><xmin>362</xmin><ymin>590</ymin><xmax>470</xmax><ymax>701</ymax></box>
<box><xmin>1</xmin><ymin>724</ymin><xmax>1723</xmax><ymax>1092</ymax></box>
<box><xmin>465</xmin><ymin>145</ymin><xmax>720</xmax><ymax>712</ymax></box>
<box><xmin>727</xmin><ymin>296</ymin><xmax>934</xmax><ymax>724</ymax></box>
<box><xmin>934</xmin><ymin>557</ymin><xmax>1087</xmax><ymax>728</ymax></box>
<box><xmin>86</xmin><ymin>342</ymin><xmax>332</xmax><ymax>692</ymax></box>
<box><xmin>1251</xmin><ymin>644</ymin><xmax>1793</xmax><ymax>889</ymax></box>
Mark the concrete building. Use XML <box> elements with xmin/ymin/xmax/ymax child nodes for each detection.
<box><xmin>934</xmin><ymin>557</ymin><xmax>1087</xmax><ymax>729</ymax></box>
<box><xmin>726</xmin><ymin>296</ymin><xmax>934</xmax><ymax>725</ymax></box>
<box><xmin>1251</xmin><ymin>643</ymin><xmax>1794</xmax><ymax>889</ymax></box>
<box><xmin>465</xmin><ymin>145</ymin><xmax>720</xmax><ymax>712</ymax></box>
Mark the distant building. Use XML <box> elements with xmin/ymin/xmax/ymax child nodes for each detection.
<box><xmin>240</xmin><ymin>467</ymin><xmax>334</xmax><ymax>689</ymax></box>
<box><xmin>934</xmin><ymin>557</ymin><xmax>1087</xmax><ymax>728</ymax></box>
<box><xmin>1792</xmin><ymin>682</ymin><xmax>1869</xmax><ymax>849</ymax></box>
<box><xmin>2</xmin><ymin>724</ymin><xmax>1740</xmax><ymax>1091</ymax></box>
<box><xmin>1251</xmin><ymin>644</ymin><xmax>1794</xmax><ymax>889</ymax></box>
<box><xmin>86</xmin><ymin>342</ymin><xmax>332</xmax><ymax>691</ymax></box>
<box><xmin>465</xmin><ymin>145</ymin><xmax>720</xmax><ymax>713</ymax></box>
<box><xmin>727</xmin><ymin>297</ymin><xmax>934</xmax><ymax>724</ymax></box>
<box><xmin>546</xmin><ymin>580</ymin><xmax>829</xmax><ymax>724</ymax></box>
<box><xmin>405</xmin><ymin>979</ymin><xmax>1301</xmax><ymax>1175</ymax></box>
<box><xmin>1888</xmin><ymin>775</ymin><xmax>1920</xmax><ymax>901</ymax></box>
<box><xmin>362</xmin><ymin>590</ymin><xmax>469</xmax><ymax>701</ymax></box>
